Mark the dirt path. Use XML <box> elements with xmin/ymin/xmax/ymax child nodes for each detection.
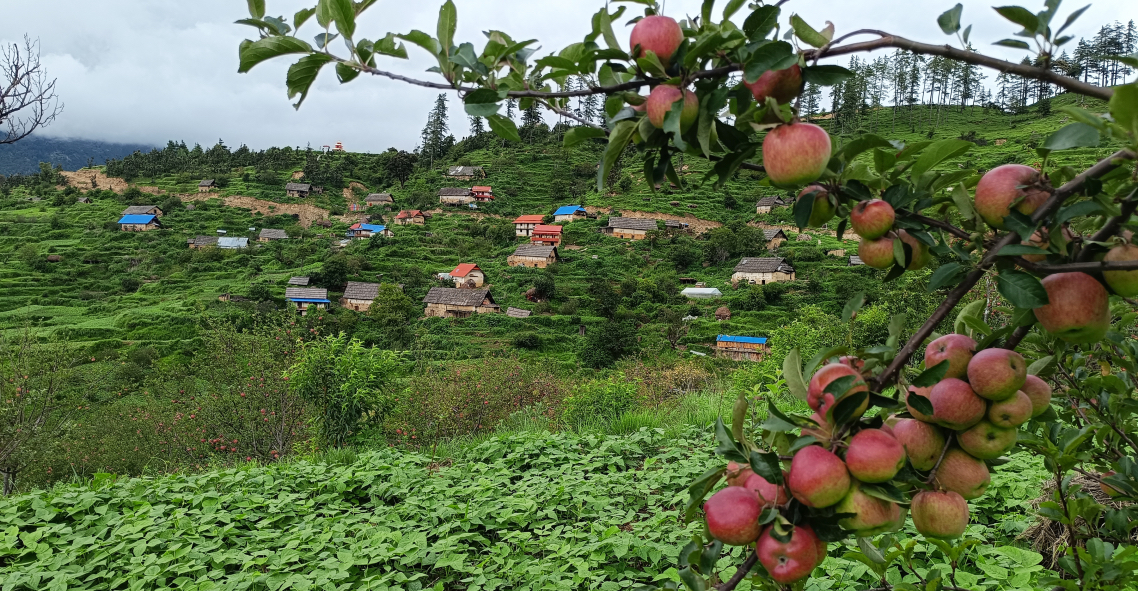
<box><xmin>59</xmin><ymin>170</ymin><xmax>163</xmax><ymax>195</ymax></box>
<box><xmin>181</xmin><ymin>193</ymin><xmax>337</xmax><ymax>228</ymax></box>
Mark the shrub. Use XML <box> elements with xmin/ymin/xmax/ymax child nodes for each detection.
<box><xmin>512</xmin><ymin>332</ymin><xmax>541</xmax><ymax>349</ymax></box>
<box><xmin>562</xmin><ymin>374</ymin><xmax>638</xmax><ymax>428</ymax></box>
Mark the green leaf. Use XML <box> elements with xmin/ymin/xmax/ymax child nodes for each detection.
<box><xmin>802</xmin><ymin>65</ymin><xmax>853</xmax><ymax>86</ymax></box>
<box><xmin>831</xmin><ymin>391</ymin><xmax>868</xmax><ymax>427</ymax></box>
<box><xmin>315</xmin><ymin>0</ymin><xmax>333</xmax><ymax>28</ymax></box>
<box><xmin>464</xmin><ymin>102</ymin><xmax>500</xmax><ymax>117</ymax></box>
<box><xmin>907</xmin><ymin>390</ymin><xmax>935</xmax><ymax>416</ymax></box>
<box><xmin>860</xmin><ymin>482</ymin><xmax>906</xmax><ymax>504</ymax></box>
<box><xmin>598</xmin><ymin>8</ymin><xmax>621</xmax><ymax>51</ymax></box>
<box><xmin>398</xmin><ymin>30</ymin><xmax>440</xmax><ymax>56</ymax></box>
<box><xmin>294</xmin><ymin>8</ymin><xmax>316</xmax><ymax>30</ymax></box>
<box><xmin>789</xmin><ymin>14</ymin><xmax>829</xmax><ymax>48</ymax></box>
<box><xmin>1109</xmin><ymin>84</ymin><xmax>1138</xmax><ymax>137</ymax></box>
<box><xmin>1056</xmin><ymin>200</ymin><xmax>1103</xmax><ymax>225</ymax></box>
<box><xmin>327</xmin><ymin>0</ymin><xmax>355</xmax><ymax>39</ymax></box>
<box><xmin>783</xmin><ymin>348</ymin><xmax>808</xmax><ymax>401</ymax></box>
<box><xmin>928</xmin><ymin>262</ymin><xmax>965</xmax><ymax>292</ymax></box>
<box><xmin>335</xmin><ymin>62</ymin><xmax>360</xmax><ymax>83</ymax></box>
<box><xmin>951</xmin><ymin>183</ymin><xmax>976</xmax><ymax>221</ymax></box>
<box><xmin>937</xmin><ymin>4</ymin><xmax>963</xmax><ymax>34</ymax></box>
<box><xmin>743</xmin><ymin>6</ymin><xmax>780</xmax><ymax>40</ymax></box>
<box><xmin>1027</xmin><ymin>355</ymin><xmax>1054</xmax><ymax>376</ymax></box>
<box><xmin>842</xmin><ymin>292</ymin><xmax>866</xmax><ymax>322</ymax></box>
<box><xmin>373</xmin><ymin>33</ymin><xmax>408</xmax><ymax>59</ymax></box>
<box><xmin>997</xmin><ymin>270</ymin><xmax>1050</xmax><ymax>309</ymax></box>
<box><xmin>743</xmin><ymin>41</ymin><xmax>796</xmax><ymax>84</ymax></box>
<box><xmin>994</xmin><ymin>39</ymin><xmax>1032</xmax><ymax>50</ymax></box>
<box><xmin>1057</xmin><ymin>4</ymin><xmax>1091</xmax><ymax>35</ymax></box>
<box><xmin>960</xmin><ymin>314</ymin><xmax>993</xmax><ymax>336</ymax></box>
<box><xmin>487</xmin><ymin>114</ymin><xmax>521</xmax><ymax>142</ymax></box>
<box><xmin>749</xmin><ymin>451</ymin><xmax>784</xmax><ymax>484</ymax></box>
<box><xmin>1043</xmin><ymin>123</ymin><xmax>1100</xmax><ymax>150</ymax></box>
<box><xmin>437</xmin><ymin>0</ymin><xmax>457</xmax><ymax>55</ymax></box>
<box><xmin>1003</xmin><ymin>211</ymin><xmax>1037</xmax><ymax>240</ymax></box>
<box><xmin>598</xmin><ymin>120</ymin><xmax>637</xmax><ymax>192</ymax></box>
<box><xmin>286</xmin><ymin>53</ymin><xmax>334</xmax><ymax>109</ymax></box>
<box><xmin>723</xmin><ymin>0</ymin><xmax>747</xmax><ymax>20</ymax></box>
<box><xmin>684</xmin><ymin>467</ymin><xmax>725</xmax><ymax>521</ymax></box>
<box><xmin>238</xmin><ymin>36</ymin><xmax>313</xmax><ymax>74</ymax></box>
<box><xmin>793</xmin><ymin>187</ymin><xmax>818</xmax><ymax>229</ymax></box>
<box><xmin>997</xmin><ymin>244</ymin><xmax>1049</xmax><ymax>256</ymax></box>
<box><xmin>678</xmin><ymin>567</ymin><xmax>708</xmax><ymax>591</ymax></box>
<box><xmin>563</xmin><ymin>127</ymin><xmax>606</xmax><ymax>148</ymax></box>
<box><xmin>994</xmin><ymin>6</ymin><xmax>1040</xmax><ymax>33</ymax></box>
<box><xmin>913</xmin><ymin>360</ymin><xmax>949</xmax><ymax>387</ymax></box>
<box><xmin>910</xmin><ymin>139</ymin><xmax>972</xmax><ymax>181</ymax></box>
<box><xmin>247</xmin><ymin>0</ymin><xmax>266</xmax><ymax>19</ymax></box>
<box><xmin>714</xmin><ymin>417</ymin><xmax>747</xmax><ymax>461</ymax></box>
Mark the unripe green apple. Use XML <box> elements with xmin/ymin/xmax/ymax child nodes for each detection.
<box><xmin>911</xmin><ymin>490</ymin><xmax>969</xmax><ymax>539</ymax></box>
<box><xmin>763</xmin><ymin>122</ymin><xmax>832</xmax><ymax>186</ymax></box>
<box><xmin>988</xmin><ymin>390</ymin><xmax>1033</xmax><ymax>428</ymax></box>
<box><xmin>704</xmin><ymin>486</ymin><xmax>763</xmax><ymax>545</ymax></box>
<box><xmin>966</xmin><ymin>348</ymin><xmax>1026</xmax><ymax>401</ymax></box>
<box><xmin>844</xmin><ymin>428</ymin><xmax>906</xmax><ymax>483</ymax></box>
<box><xmin>934</xmin><ymin>448</ymin><xmax>990</xmax><ymax>499</ymax></box>
<box><xmin>796</xmin><ymin>185</ymin><xmax>836</xmax><ymax>228</ymax></box>
<box><xmin>1103</xmin><ymin>243</ymin><xmax>1138</xmax><ymax>296</ymax></box>
<box><xmin>1035</xmin><ymin>272</ymin><xmax>1111</xmax><ymax>343</ymax></box>
<box><xmin>787</xmin><ymin>445</ymin><xmax>851</xmax><ymax>508</ymax></box>
<box><xmin>957</xmin><ymin>419</ymin><xmax>1018</xmax><ymax>460</ymax></box>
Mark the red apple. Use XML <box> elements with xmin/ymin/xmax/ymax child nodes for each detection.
<box><xmin>802</xmin><ymin>411</ymin><xmax>833</xmax><ymax>445</ymax></box>
<box><xmin>859</xmin><ymin>234</ymin><xmax>896</xmax><ymax>269</ymax></box>
<box><xmin>988</xmin><ymin>390</ymin><xmax>1033</xmax><ymax>428</ymax></box>
<box><xmin>787</xmin><ymin>445</ymin><xmax>851</xmax><ymax>508</ymax></box>
<box><xmin>906</xmin><ymin>385</ymin><xmax>936</xmax><ymax>422</ymax></box>
<box><xmin>835</xmin><ymin>481</ymin><xmax>903</xmax><ymax>535</ymax></box>
<box><xmin>1035</xmin><ymin>272</ymin><xmax>1111</xmax><ymax>343</ymax></box>
<box><xmin>1021</xmin><ymin>374</ymin><xmax>1053</xmax><ymax>418</ymax></box>
<box><xmin>745</xmin><ymin>65</ymin><xmax>803</xmax><ymax>104</ymax></box>
<box><xmin>1104</xmin><ymin>242</ymin><xmax>1138</xmax><ymax>296</ymax></box>
<box><xmin>898</xmin><ymin>229</ymin><xmax>931</xmax><ymax>270</ymax></box>
<box><xmin>845</xmin><ymin>428</ymin><xmax>906</xmax><ymax>483</ymax></box>
<box><xmin>1022</xmin><ymin>229</ymin><xmax>1050</xmax><ymax>263</ymax></box>
<box><xmin>967</xmin><ymin>348</ymin><xmax>1026</xmax><ymax>401</ymax></box>
<box><xmin>850</xmin><ymin>199</ymin><xmax>895</xmax><ymax>240</ymax></box>
<box><xmin>725</xmin><ymin>461</ymin><xmax>754</xmax><ymax>486</ymax></box>
<box><xmin>935</xmin><ymin>448</ymin><xmax>991</xmax><ymax>499</ymax></box>
<box><xmin>911</xmin><ymin>490</ymin><xmax>969</xmax><ymax>539</ymax></box>
<box><xmin>796</xmin><ymin>185</ymin><xmax>835</xmax><ymax>228</ymax></box>
<box><xmin>763</xmin><ymin>122</ymin><xmax>832</xmax><ymax>186</ymax></box>
<box><xmin>924</xmin><ymin>334</ymin><xmax>977</xmax><ymax>380</ymax></box>
<box><xmin>892</xmin><ymin>418</ymin><xmax>947</xmax><ymax>471</ymax></box>
<box><xmin>628</xmin><ymin>94</ymin><xmax>647</xmax><ymax>113</ymax></box>
<box><xmin>838</xmin><ymin>356</ymin><xmax>866</xmax><ymax>374</ymax></box>
<box><xmin>704</xmin><ymin>486</ymin><xmax>763</xmax><ymax>545</ymax></box>
<box><xmin>646</xmin><ymin>85</ymin><xmax>699</xmax><ymax>131</ymax></box>
<box><xmin>743</xmin><ymin>472</ymin><xmax>790</xmax><ymax>506</ymax></box>
<box><xmin>929</xmin><ymin>378</ymin><xmax>986</xmax><ymax>430</ymax></box>
<box><xmin>974</xmin><ymin>164</ymin><xmax>1049</xmax><ymax>229</ymax></box>
<box><xmin>629</xmin><ymin>15</ymin><xmax>684</xmax><ymax>65</ymax></box>
<box><xmin>806</xmin><ymin>363</ymin><xmax>868</xmax><ymax>421</ymax></box>
<box><xmin>757</xmin><ymin>524</ymin><xmax>823</xmax><ymax>584</ymax></box>
<box><xmin>957</xmin><ymin>419</ymin><xmax>1018</xmax><ymax>460</ymax></box>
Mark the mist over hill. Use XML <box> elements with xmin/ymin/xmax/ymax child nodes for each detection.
<box><xmin>0</xmin><ymin>135</ymin><xmax>153</xmax><ymax>175</ymax></box>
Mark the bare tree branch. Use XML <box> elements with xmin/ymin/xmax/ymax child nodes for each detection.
<box><xmin>0</xmin><ymin>35</ymin><xmax>63</xmax><ymax>145</ymax></box>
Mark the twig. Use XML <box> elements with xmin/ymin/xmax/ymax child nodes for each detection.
<box><xmin>540</xmin><ymin>99</ymin><xmax>605</xmax><ymax>129</ymax></box>
<box><xmin>925</xmin><ymin>432</ymin><xmax>955</xmax><ymax>485</ymax></box>
<box><xmin>910</xmin><ymin>214</ymin><xmax>971</xmax><ymax>241</ymax></box>
<box><xmin>1014</xmin><ymin>256</ymin><xmax>1138</xmax><ymax>274</ymax></box>
<box><xmin>1003</xmin><ymin>325</ymin><xmax>1032</xmax><ymax>350</ymax></box>
<box><xmin>716</xmin><ymin>550</ymin><xmax>759</xmax><ymax>591</ymax></box>
<box><xmin>1077</xmin><ymin>183</ymin><xmax>1138</xmax><ymax>262</ymax></box>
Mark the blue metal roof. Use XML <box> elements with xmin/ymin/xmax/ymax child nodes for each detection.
<box><xmin>717</xmin><ymin>335</ymin><xmax>768</xmax><ymax>344</ymax></box>
<box><xmin>288</xmin><ymin>298</ymin><xmax>331</xmax><ymax>303</ymax></box>
<box><xmin>360</xmin><ymin>224</ymin><xmax>385</xmax><ymax>232</ymax></box>
<box><xmin>554</xmin><ymin>205</ymin><xmax>586</xmax><ymax>216</ymax></box>
<box><xmin>118</xmin><ymin>214</ymin><xmax>157</xmax><ymax>224</ymax></box>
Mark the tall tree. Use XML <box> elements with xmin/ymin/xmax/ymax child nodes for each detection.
<box><xmin>419</xmin><ymin>94</ymin><xmax>450</xmax><ymax>168</ymax></box>
<box><xmin>0</xmin><ymin>36</ymin><xmax>62</xmax><ymax>145</ymax></box>
<box><xmin>469</xmin><ymin>115</ymin><xmax>486</xmax><ymax>136</ymax></box>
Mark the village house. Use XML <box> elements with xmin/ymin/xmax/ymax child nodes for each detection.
<box><xmin>288</xmin><ymin>276</ymin><xmax>310</xmax><ymax>286</ymax></box>
<box><xmin>849</xmin><ymin>255</ymin><xmax>865</xmax><ymax>266</ymax></box>
<box><xmin>438</xmin><ymin>187</ymin><xmax>474</xmax><ymax>205</ymax></box>
<box><xmin>553</xmin><ymin>205</ymin><xmax>588</xmax><ymax>222</ymax></box>
<box><xmin>423</xmin><ymin>287</ymin><xmax>500</xmax><ymax>318</ymax></box>
<box><xmin>121</xmin><ymin>205</ymin><xmax>164</xmax><ymax>217</ymax></box>
<box><xmin>530</xmin><ymin>224</ymin><xmax>563</xmax><ymax>246</ymax></box>
<box><xmin>394</xmin><ymin>210</ymin><xmax>429</xmax><ymax>225</ymax></box>
<box><xmin>285</xmin><ymin>287</ymin><xmax>330</xmax><ymax>315</ymax></box>
<box><xmin>827</xmin><ymin>249</ymin><xmax>847</xmax><ymax>257</ymax></box>
<box><xmin>731</xmin><ymin>257</ymin><xmax>796</xmax><ymax>286</ymax></box>
<box><xmin>285</xmin><ymin>182</ymin><xmax>312</xmax><ymax>198</ymax></box>
<box><xmin>347</xmin><ymin>223</ymin><xmax>393</xmax><ymax>239</ymax></box>
<box><xmin>507</xmin><ymin>244</ymin><xmax>559</xmax><ymax>268</ymax></box>
<box><xmin>605</xmin><ymin>217</ymin><xmax>658</xmax><ymax>240</ymax></box>
<box><xmin>755</xmin><ymin>196</ymin><xmax>787</xmax><ymax>214</ymax></box>
<box><xmin>340</xmin><ymin>282</ymin><xmax>380</xmax><ymax>312</ymax></box>
<box><xmin>258</xmin><ymin>228</ymin><xmax>288</xmax><ymax>242</ymax></box>
<box><xmin>764</xmin><ymin>229</ymin><xmax>788</xmax><ymax>249</ymax></box>
<box><xmin>188</xmin><ymin>235</ymin><xmax>219</xmax><ymax>249</ymax></box>
<box><xmin>217</xmin><ymin>237</ymin><xmax>249</xmax><ymax>249</ymax></box>
<box><xmin>198</xmin><ymin>179</ymin><xmax>216</xmax><ymax>193</ymax></box>
<box><xmin>118</xmin><ymin>214</ymin><xmax>161</xmax><ymax>232</ymax></box>
<box><xmin>76</xmin><ymin>197</ymin><xmax>92</xmax><ymax>204</ymax></box>
<box><xmin>512</xmin><ymin>215</ymin><xmax>544</xmax><ymax>237</ymax></box>
<box><xmin>365</xmin><ymin>193</ymin><xmax>394</xmax><ymax>207</ymax></box>
<box><xmin>506</xmin><ymin>307</ymin><xmax>532</xmax><ymax>318</ymax></box>
<box><xmin>715</xmin><ymin>335</ymin><xmax>770</xmax><ymax>361</ymax></box>
<box><xmin>445</xmin><ymin>165</ymin><xmax>486</xmax><ymax>180</ymax></box>
<box><xmin>449</xmin><ymin>263</ymin><xmax>485</xmax><ymax>288</ymax></box>
<box><xmin>471</xmin><ymin>186</ymin><xmax>495</xmax><ymax>202</ymax></box>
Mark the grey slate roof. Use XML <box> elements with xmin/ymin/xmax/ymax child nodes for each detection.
<box><xmin>285</xmin><ymin>182</ymin><xmax>312</xmax><ymax>192</ymax></box>
<box><xmin>733</xmin><ymin>257</ymin><xmax>795</xmax><ymax>274</ymax></box>
<box><xmin>507</xmin><ymin>307</ymin><xmax>532</xmax><ymax>318</ymax></box>
<box><xmin>365</xmin><ymin>193</ymin><xmax>393</xmax><ymax>203</ymax></box>
<box><xmin>849</xmin><ymin>256</ymin><xmax>865</xmax><ymax>266</ymax></box>
<box><xmin>285</xmin><ymin>287</ymin><xmax>328</xmax><ymax>300</ymax></box>
<box><xmin>343</xmin><ymin>281</ymin><xmax>380</xmax><ymax>301</ymax></box>
<box><xmin>438</xmin><ymin>187</ymin><xmax>473</xmax><ymax>197</ymax></box>
<box><xmin>423</xmin><ymin>287</ymin><xmax>495</xmax><ymax>307</ymax></box>
<box><xmin>763</xmin><ymin>229</ymin><xmax>788</xmax><ymax>240</ymax></box>
<box><xmin>189</xmin><ymin>235</ymin><xmax>219</xmax><ymax>247</ymax></box>
<box><xmin>199</xmin><ymin>179</ymin><xmax>215</xmax><ymax>187</ymax></box>
<box><xmin>288</xmin><ymin>276</ymin><xmax>310</xmax><ymax>286</ymax></box>
<box><xmin>511</xmin><ymin>244</ymin><xmax>558</xmax><ymax>259</ymax></box>
<box><xmin>446</xmin><ymin>165</ymin><xmax>484</xmax><ymax>176</ymax></box>
<box><xmin>122</xmin><ymin>205</ymin><xmax>160</xmax><ymax>216</ymax></box>
<box><xmin>607</xmin><ymin>217</ymin><xmax>659</xmax><ymax>231</ymax></box>
<box><xmin>756</xmin><ymin>196</ymin><xmax>786</xmax><ymax>207</ymax></box>
<box><xmin>259</xmin><ymin>228</ymin><xmax>288</xmax><ymax>240</ymax></box>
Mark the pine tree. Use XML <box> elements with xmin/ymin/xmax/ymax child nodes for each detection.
<box><xmin>419</xmin><ymin>94</ymin><xmax>450</xmax><ymax>169</ymax></box>
<box><xmin>469</xmin><ymin>116</ymin><xmax>486</xmax><ymax>136</ymax></box>
<box><xmin>800</xmin><ymin>83</ymin><xmax>823</xmax><ymax>122</ymax></box>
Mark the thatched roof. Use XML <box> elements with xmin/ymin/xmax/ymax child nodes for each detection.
<box><xmin>259</xmin><ymin>228</ymin><xmax>288</xmax><ymax>240</ymax></box>
<box><xmin>343</xmin><ymin>281</ymin><xmax>380</xmax><ymax>301</ymax></box>
<box><xmin>511</xmin><ymin>244</ymin><xmax>557</xmax><ymax>259</ymax></box>
<box><xmin>733</xmin><ymin>257</ymin><xmax>794</xmax><ymax>274</ymax></box>
<box><xmin>607</xmin><ymin>217</ymin><xmax>658</xmax><ymax>231</ymax></box>
<box><xmin>423</xmin><ymin>287</ymin><xmax>495</xmax><ymax>306</ymax></box>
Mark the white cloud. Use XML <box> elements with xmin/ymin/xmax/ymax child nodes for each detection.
<box><xmin>1</xmin><ymin>0</ymin><xmax>1131</xmax><ymax>153</ymax></box>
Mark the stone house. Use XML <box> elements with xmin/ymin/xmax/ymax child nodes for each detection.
<box><xmin>445</xmin><ymin>165</ymin><xmax>485</xmax><ymax>180</ymax></box>
<box><xmin>188</xmin><ymin>235</ymin><xmax>219</xmax><ymax>249</ymax></box>
<box><xmin>507</xmin><ymin>244</ymin><xmax>559</xmax><ymax>268</ymax></box>
<box><xmin>259</xmin><ymin>228</ymin><xmax>288</xmax><ymax>242</ymax></box>
<box><xmin>764</xmin><ymin>229</ymin><xmax>788</xmax><ymax>249</ymax></box>
<box><xmin>512</xmin><ymin>215</ymin><xmax>544</xmax><ymax>237</ymax></box>
<box><xmin>118</xmin><ymin>214</ymin><xmax>161</xmax><ymax>232</ymax></box>
<box><xmin>731</xmin><ymin>257</ymin><xmax>796</xmax><ymax>286</ymax></box>
<box><xmin>198</xmin><ymin>179</ymin><xmax>215</xmax><ymax>193</ymax></box>
<box><xmin>394</xmin><ymin>210</ymin><xmax>429</xmax><ymax>225</ymax></box>
<box><xmin>423</xmin><ymin>287</ymin><xmax>500</xmax><ymax>318</ymax></box>
<box><xmin>76</xmin><ymin>197</ymin><xmax>92</xmax><ymax>204</ymax></box>
<box><xmin>341</xmin><ymin>281</ymin><xmax>380</xmax><ymax>312</ymax></box>
<box><xmin>755</xmin><ymin>196</ymin><xmax>786</xmax><ymax>214</ymax></box>
<box><xmin>605</xmin><ymin>217</ymin><xmax>658</xmax><ymax>240</ymax></box>
<box><xmin>438</xmin><ymin>187</ymin><xmax>474</xmax><ymax>205</ymax></box>
<box><xmin>285</xmin><ymin>287</ymin><xmax>330</xmax><ymax>315</ymax></box>
<box><xmin>365</xmin><ymin>193</ymin><xmax>394</xmax><ymax>207</ymax></box>
<box><xmin>286</xmin><ymin>183</ymin><xmax>312</xmax><ymax>198</ymax></box>
<box><xmin>530</xmin><ymin>224</ymin><xmax>563</xmax><ymax>246</ymax></box>
<box><xmin>553</xmin><ymin>205</ymin><xmax>588</xmax><ymax>222</ymax></box>
<box><xmin>715</xmin><ymin>335</ymin><xmax>770</xmax><ymax>361</ymax></box>
<box><xmin>449</xmin><ymin>263</ymin><xmax>485</xmax><ymax>288</ymax></box>
<box><xmin>826</xmin><ymin>249</ymin><xmax>847</xmax><ymax>257</ymax></box>
<box><xmin>121</xmin><ymin>205</ymin><xmax>164</xmax><ymax>217</ymax></box>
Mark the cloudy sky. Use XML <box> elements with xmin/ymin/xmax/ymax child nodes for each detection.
<box><xmin>1</xmin><ymin>0</ymin><xmax>1132</xmax><ymax>153</ymax></box>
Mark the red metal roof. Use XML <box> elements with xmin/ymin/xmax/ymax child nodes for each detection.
<box><xmin>472</xmin><ymin>186</ymin><xmax>492</xmax><ymax>192</ymax></box>
<box><xmin>396</xmin><ymin>210</ymin><xmax>423</xmax><ymax>218</ymax></box>
<box><xmin>349</xmin><ymin>223</ymin><xmax>362</xmax><ymax>229</ymax></box>
<box><xmin>513</xmin><ymin>215</ymin><xmax>544</xmax><ymax>224</ymax></box>
<box><xmin>533</xmin><ymin>224</ymin><xmax>563</xmax><ymax>235</ymax></box>
<box><xmin>450</xmin><ymin>263</ymin><xmax>482</xmax><ymax>277</ymax></box>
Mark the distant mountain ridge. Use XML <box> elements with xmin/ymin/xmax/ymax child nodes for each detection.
<box><xmin>0</xmin><ymin>135</ymin><xmax>154</xmax><ymax>175</ymax></box>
